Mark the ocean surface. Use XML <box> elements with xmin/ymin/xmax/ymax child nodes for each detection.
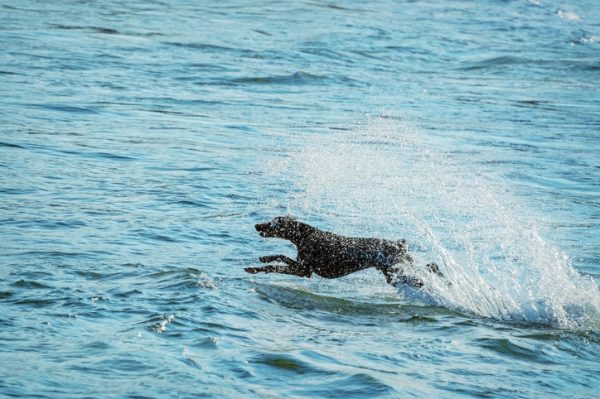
<box><xmin>1</xmin><ymin>0</ymin><xmax>599</xmax><ymax>397</ymax></box>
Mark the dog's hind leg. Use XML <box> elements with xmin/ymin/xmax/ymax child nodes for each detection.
<box><xmin>380</xmin><ymin>264</ymin><xmax>426</xmax><ymax>287</ymax></box>
<box><xmin>425</xmin><ymin>262</ymin><xmax>444</xmax><ymax>277</ymax></box>
<box><xmin>259</xmin><ymin>255</ymin><xmax>300</xmax><ymax>268</ymax></box>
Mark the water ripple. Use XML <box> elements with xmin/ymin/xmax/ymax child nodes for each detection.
<box><xmin>1</xmin><ymin>0</ymin><xmax>599</xmax><ymax>397</ymax></box>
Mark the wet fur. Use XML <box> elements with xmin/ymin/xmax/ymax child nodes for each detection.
<box><xmin>245</xmin><ymin>216</ymin><xmax>441</xmax><ymax>286</ymax></box>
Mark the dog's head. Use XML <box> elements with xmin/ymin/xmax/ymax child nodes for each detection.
<box><xmin>255</xmin><ymin>216</ymin><xmax>299</xmax><ymax>239</ymax></box>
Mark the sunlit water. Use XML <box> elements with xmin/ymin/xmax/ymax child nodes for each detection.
<box><xmin>1</xmin><ymin>0</ymin><xmax>599</xmax><ymax>398</ymax></box>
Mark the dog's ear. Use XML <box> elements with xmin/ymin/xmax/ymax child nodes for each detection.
<box><xmin>275</xmin><ymin>215</ymin><xmax>297</xmax><ymax>223</ymax></box>
<box><xmin>270</xmin><ymin>215</ymin><xmax>297</xmax><ymax>228</ymax></box>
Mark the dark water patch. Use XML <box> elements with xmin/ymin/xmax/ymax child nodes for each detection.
<box><xmin>12</xmin><ymin>280</ymin><xmax>52</xmax><ymax>289</ymax></box>
<box><xmin>252</xmin><ymin>29</ymin><xmax>272</xmax><ymax>36</ymax></box>
<box><xmin>9</xmin><ymin>219</ymin><xmax>87</xmax><ymax>230</ymax></box>
<box><xmin>13</xmin><ymin>298</ymin><xmax>57</xmax><ymax>307</ymax></box>
<box><xmin>110</xmin><ymin>289</ymin><xmax>143</xmax><ymax>298</ymax></box>
<box><xmin>171</xmin><ymin>200</ymin><xmax>211</xmax><ymax>208</ymax></box>
<box><xmin>164</xmin><ymin>41</ymin><xmax>237</xmax><ymax>52</ymax></box>
<box><xmin>457</xmin><ymin>55</ymin><xmax>528</xmax><ymax>71</ymax></box>
<box><xmin>155</xmin><ymin>277</ymin><xmax>206</xmax><ymax>291</ymax></box>
<box><xmin>552</xmin><ymin>335</ymin><xmax>600</xmax><ymax>361</ymax></box>
<box><xmin>514</xmin><ymin>99</ymin><xmax>548</xmax><ymax>106</ymax></box>
<box><xmin>299</xmin><ymin>46</ymin><xmax>353</xmax><ymax>64</ymax></box>
<box><xmin>21</xmin><ymin>129</ymin><xmax>82</xmax><ymax>137</ymax></box>
<box><xmin>250</xmin><ymin>352</ymin><xmax>331</xmax><ymax>376</ymax></box>
<box><xmin>82</xmin><ymin>340</ymin><xmax>112</xmax><ymax>352</ymax></box>
<box><xmin>0</xmin><ymin>141</ymin><xmax>26</xmax><ymax>149</ymax></box>
<box><xmin>92</xmin><ymin>27</ymin><xmax>119</xmax><ymax>35</ymax></box>
<box><xmin>129</xmin><ymin>95</ymin><xmax>234</xmax><ymax>108</ymax></box>
<box><xmin>93</xmin><ymin>356</ymin><xmax>157</xmax><ymax>374</ymax></box>
<box><xmin>397</xmin><ymin>315</ymin><xmax>439</xmax><ymax>324</ymax></box>
<box><xmin>0</xmin><ymin>187</ymin><xmax>37</xmax><ymax>195</ymax></box>
<box><xmin>145</xmin><ymin>166</ymin><xmax>215</xmax><ymax>172</ymax></box>
<box><xmin>192</xmin><ymin>320</ymin><xmax>250</xmax><ymax>334</ymax></box>
<box><xmin>0</xmin><ymin>317</ymin><xmax>14</xmax><ymax>327</ymax></box>
<box><xmin>146</xmin><ymin>268</ymin><xmax>197</xmax><ymax>279</ymax></box>
<box><xmin>0</xmin><ymin>291</ymin><xmax>13</xmax><ymax>299</ymax></box>
<box><xmin>10</xmin><ymin>271</ymin><xmax>53</xmax><ymax>281</ymax></box>
<box><xmin>349</xmin><ymin>49</ymin><xmax>386</xmax><ymax>61</ymax></box>
<box><xmin>88</xmin><ymin>151</ymin><xmax>136</xmax><ymax>161</ymax></box>
<box><xmin>185</xmin><ymin>63</ymin><xmax>234</xmax><ymax>72</ymax></box>
<box><xmin>515</xmin><ymin>332</ymin><xmax>563</xmax><ymax>341</ymax></box>
<box><xmin>14</xmin><ymin>250</ymin><xmax>85</xmax><ymax>258</ymax></box>
<box><xmin>298</xmin><ymin>372</ymin><xmax>394</xmax><ymax>398</ymax></box>
<box><xmin>299</xmin><ymin>349</ymin><xmax>346</xmax><ymax>367</ymax></box>
<box><xmin>435</xmin><ymin>383</ymin><xmax>506</xmax><ymax>399</ymax></box>
<box><xmin>24</xmin><ymin>103</ymin><xmax>99</xmax><ymax>115</ymax></box>
<box><xmin>147</xmin><ymin>108</ymin><xmax>190</xmax><ymax>116</ymax></box>
<box><xmin>74</xmin><ymin>270</ymin><xmax>123</xmax><ymax>281</ymax></box>
<box><xmin>307</xmin><ymin>2</ymin><xmax>366</xmax><ymax>12</ymax></box>
<box><xmin>51</xmin><ymin>24</ymin><xmax>119</xmax><ymax>34</ymax></box>
<box><xmin>180</xmin><ymin>352</ymin><xmax>203</xmax><ymax>371</ymax></box>
<box><xmin>57</xmin><ymin>149</ymin><xmax>136</xmax><ymax>162</ymax></box>
<box><xmin>121</xmin><ymin>262</ymin><xmax>146</xmax><ymax>269</ymax></box>
<box><xmin>137</xmin><ymin>231</ymin><xmax>178</xmax><ymax>243</ymax></box>
<box><xmin>224</xmin><ymin>124</ymin><xmax>255</xmax><ymax>133</ymax></box>
<box><xmin>476</xmin><ymin>337</ymin><xmax>557</xmax><ymax>364</ymax></box>
<box><xmin>511</xmin><ymin>99</ymin><xmax>561</xmax><ymax>111</ymax></box>
<box><xmin>226</xmin><ymin>71</ymin><xmax>332</xmax><ymax>86</ymax></box>
<box><xmin>385</xmin><ymin>45</ymin><xmax>432</xmax><ymax>56</ymax></box>
<box><xmin>577</xmin><ymin>62</ymin><xmax>600</xmax><ymax>71</ymax></box>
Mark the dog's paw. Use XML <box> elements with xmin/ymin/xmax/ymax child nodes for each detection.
<box><xmin>244</xmin><ymin>267</ymin><xmax>261</xmax><ymax>274</ymax></box>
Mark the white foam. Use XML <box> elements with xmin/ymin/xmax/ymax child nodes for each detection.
<box><xmin>267</xmin><ymin>116</ymin><xmax>600</xmax><ymax>330</ymax></box>
<box><xmin>557</xmin><ymin>10</ymin><xmax>581</xmax><ymax>21</ymax></box>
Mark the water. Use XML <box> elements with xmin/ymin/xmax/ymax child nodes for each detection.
<box><xmin>1</xmin><ymin>0</ymin><xmax>599</xmax><ymax>397</ymax></box>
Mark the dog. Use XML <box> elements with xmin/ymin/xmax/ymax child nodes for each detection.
<box><xmin>244</xmin><ymin>216</ymin><xmax>443</xmax><ymax>288</ymax></box>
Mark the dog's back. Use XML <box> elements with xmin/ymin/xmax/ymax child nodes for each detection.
<box><xmin>287</xmin><ymin>221</ymin><xmax>412</xmax><ymax>279</ymax></box>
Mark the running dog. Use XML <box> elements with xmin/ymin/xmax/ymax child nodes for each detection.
<box><xmin>245</xmin><ymin>216</ymin><xmax>442</xmax><ymax>287</ymax></box>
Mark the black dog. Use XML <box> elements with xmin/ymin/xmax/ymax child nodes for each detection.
<box><xmin>245</xmin><ymin>216</ymin><xmax>442</xmax><ymax>287</ymax></box>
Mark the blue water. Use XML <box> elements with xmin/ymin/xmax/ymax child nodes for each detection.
<box><xmin>1</xmin><ymin>0</ymin><xmax>600</xmax><ymax>397</ymax></box>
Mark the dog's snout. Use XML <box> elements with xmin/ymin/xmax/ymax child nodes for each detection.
<box><xmin>255</xmin><ymin>222</ymin><xmax>271</xmax><ymax>233</ymax></box>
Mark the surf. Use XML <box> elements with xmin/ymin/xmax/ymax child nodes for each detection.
<box><xmin>265</xmin><ymin>116</ymin><xmax>600</xmax><ymax>330</ymax></box>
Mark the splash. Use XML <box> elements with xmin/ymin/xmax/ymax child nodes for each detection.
<box><xmin>267</xmin><ymin>116</ymin><xmax>600</xmax><ymax>330</ymax></box>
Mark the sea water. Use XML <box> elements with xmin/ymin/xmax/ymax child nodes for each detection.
<box><xmin>1</xmin><ymin>0</ymin><xmax>599</xmax><ymax>398</ymax></box>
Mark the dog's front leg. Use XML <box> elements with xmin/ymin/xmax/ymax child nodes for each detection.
<box><xmin>381</xmin><ymin>265</ymin><xmax>402</xmax><ymax>285</ymax></box>
<box><xmin>244</xmin><ymin>265</ymin><xmax>312</xmax><ymax>278</ymax></box>
<box><xmin>259</xmin><ymin>255</ymin><xmax>301</xmax><ymax>268</ymax></box>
